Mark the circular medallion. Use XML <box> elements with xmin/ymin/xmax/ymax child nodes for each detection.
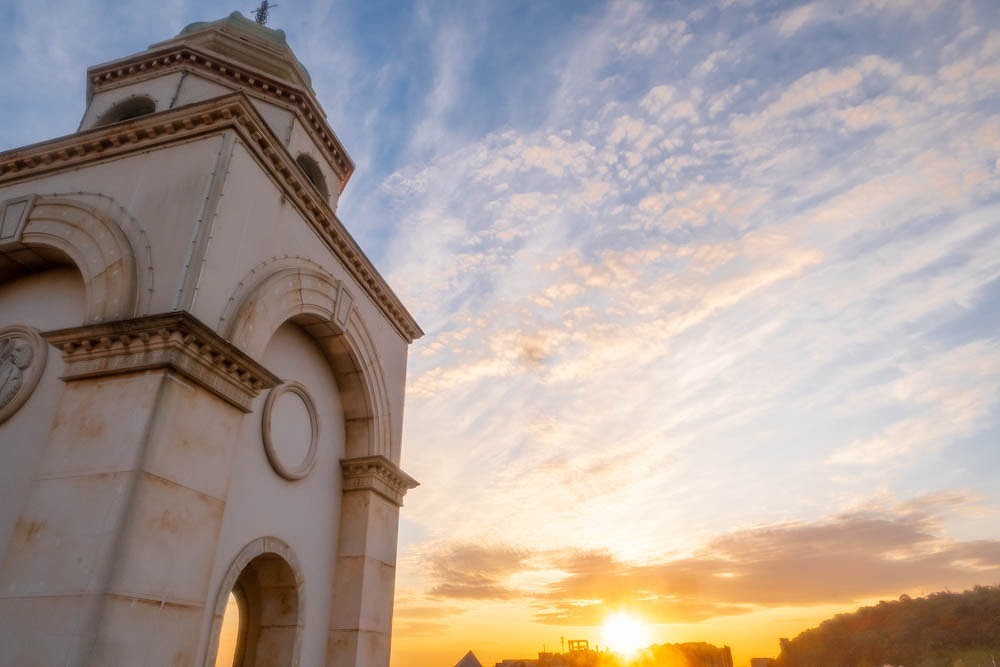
<box><xmin>0</xmin><ymin>325</ymin><xmax>47</xmax><ymax>426</ymax></box>
<box><xmin>261</xmin><ymin>381</ymin><xmax>318</xmax><ymax>480</ymax></box>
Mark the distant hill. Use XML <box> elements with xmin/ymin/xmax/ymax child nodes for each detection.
<box><xmin>774</xmin><ymin>585</ymin><xmax>1000</xmax><ymax>667</ymax></box>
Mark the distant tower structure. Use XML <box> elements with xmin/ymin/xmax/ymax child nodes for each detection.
<box><xmin>0</xmin><ymin>11</ymin><xmax>421</xmax><ymax>667</ymax></box>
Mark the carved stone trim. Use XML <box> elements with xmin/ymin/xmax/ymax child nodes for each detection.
<box><xmin>0</xmin><ymin>95</ymin><xmax>245</xmax><ymax>183</ymax></box>
<box><xmin>42</xmin><ymin>312</ymin><xmax>279</xmax><ymax>412</ymax></box>
<box><xmin>262</xmin><ymin>381</ymin><xmax>318</xmax><ymax>481</ymax></box>
<box><xmin>87</xmin><ymin>45</ymin><xmax>354</xmax><ymax>188</ymax></box>
<box><xmin>0</xmin><ymin>195</ymin><xmax>35</xmax><ymax>243</ymax></box>
<box><xmin>341</xmin><ymin>455</ymin><xmax>418</xmax><ymax>507</ymax></box>
<box><xmin>0</xmin><ymin>325</ymin><xmax>48</xmax><ymax>426</ymax></box>
<box><xmin>0</xmin><ymin>94</ymin><xmax>422</xmax><ymax>343</ymax></box>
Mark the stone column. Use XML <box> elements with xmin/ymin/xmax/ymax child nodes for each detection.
<box><xmin>0</xmin><ymin>313</ymin><xmax>277</xmax><ymax>667</ymax></box>
<box><xmin>328</xmin><ymin>456</ymin><xmax>417</xmax><ymax>667</ymax></box>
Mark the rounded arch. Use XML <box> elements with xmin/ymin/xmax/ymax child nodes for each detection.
<box><xmin>294</xmin><ymin>154</ymin><xmax>329</xmax><ymax>201</ymax></box>
<box><xmin>204</xmin><ymin>537</ymin><xmax>305</xmax><ymax>667</ymax></box>
<box><xmin>220</xmin><ymin>258</ymin><xmax>391</xmax><ymax>458</ymax></box>
<box><xmin>96</xmin><ymin>95</ymin><xmax>156</xmax><ymax>127</ymax></box>
<box><xmin>0</xmin><ymin>197</ymin><xmax>139</xmax><ymax>323</ymax></box>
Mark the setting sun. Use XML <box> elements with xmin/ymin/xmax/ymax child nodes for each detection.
<box><xmin>601</xmin><ymin>612</ymin><xmax>650</xmax><ymax>656</ymax></box>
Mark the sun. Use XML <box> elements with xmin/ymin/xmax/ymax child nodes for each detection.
<box><xmin>601</xmin><ymin>611</ymin><xmax>650</xmax><ymax>656</ymax></box>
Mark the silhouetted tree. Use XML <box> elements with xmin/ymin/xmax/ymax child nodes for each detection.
<box><xmin>773</xmin><ymin>586</ymin><xmax>1000</xmax><ymax>667</ymax></box>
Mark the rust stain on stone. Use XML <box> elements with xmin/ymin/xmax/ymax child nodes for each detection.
<box><xmin>16</xmin><ymin>517</ymin><xmax>45</xmax><ymax>543</ymax></box>
<box><xmin>150</xmin><ymin>509</ymin><xmax>184</xmax><ymax>534</ymax></box>
<box><xmin>77</xmin><ymin>412</ymin><xmax>107</xmax><ymax>439</ymax></box>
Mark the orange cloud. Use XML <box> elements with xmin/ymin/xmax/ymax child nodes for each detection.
<box><xmin>419</xmin><ymin>495</ymin><xmax>1000</xmax><ymax>626</ymax></box>
<box><xmin>428</xmin><ymin>543</ymin><xmax>532</xmax><ymax>600</ymax></box>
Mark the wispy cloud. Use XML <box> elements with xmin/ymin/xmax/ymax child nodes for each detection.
<box><xmin>412</xmin><ymin>493</ymin><xmax>1000</xmax><ymax>625</ymax></box>
<box><xmin>385</xmin><ymin>4</ymin><xmax>1000</xmax><ymax>645</ymax></box>
<box><xmin>2</xmin><ymin>0</ymin><xmax>998</xmax><ymax>662</ymax></box>
<box><xmin>830</xmin><ymin>341</ymin><xmax>1000</xmax><ymax>465</ymax></box>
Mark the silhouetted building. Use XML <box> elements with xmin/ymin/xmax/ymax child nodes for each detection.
<box><xmin>456</xmin><ymin>650</ymin><xmax>485</xmax><ymax>667</ymax></box>
<box><xmin>491</xmin><ymin>639</ymin><xmax>733</xmax><ymax>667</ymax></box>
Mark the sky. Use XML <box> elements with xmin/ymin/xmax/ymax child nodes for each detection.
<box><xmin>2</xmin><ymin>1</ymin><xmax>1000</xmax><ymax>665</ymax></box>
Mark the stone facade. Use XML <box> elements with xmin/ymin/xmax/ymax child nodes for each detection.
<box><xmin>0</xmin><ymin>13</ymin><xmax>420</xmax><ymax>667</ymax></box>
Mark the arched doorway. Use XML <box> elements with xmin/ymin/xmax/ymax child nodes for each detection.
<box><xmin>208</xmin><ymin>539</ymin><xmax>304</xmax><ymax>667</ymax></box>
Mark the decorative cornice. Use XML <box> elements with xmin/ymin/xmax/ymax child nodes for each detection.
<box><xmin>87</xmin><ymin>45</ymin><xmax>354</xmax><ymax>188</ymax></box>
<box><xmin>0</xmin><ymin>94</ymin><xmax>423</xmax><ymax>343</ymax></box>
<box><xmin>341</xmin><ymin>455</ymin><xmax>419</xmax><ymax>507</ymax></box>
<box><xmin>43</xmin><ymin>312</ymin><xmax>280</xmax><ymax>412</ymax></box>
<box><xmin>0</xmin><ymin>96</ymin><xmax>244</xmax><ymax>182</ymax></box>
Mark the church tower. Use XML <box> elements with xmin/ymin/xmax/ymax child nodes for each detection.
<box><xmin>0</xmin><ymin>12</ymin><xmax>421</xmax><ymax>666</ymax></box>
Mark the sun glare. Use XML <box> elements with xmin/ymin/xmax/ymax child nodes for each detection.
<box><xmin>602</xmin><ymin>612</ymin><xmax>649</xmax><ymax>656</ymax></box>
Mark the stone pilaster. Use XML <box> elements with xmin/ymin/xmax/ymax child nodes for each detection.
<box><xmin>0</xmin><ymin>313</ymin><xmax>277</xmax><ymax>666</ymax></box>
<box><xmin>328</xmin><ymin>456</ymin><xmax>417</xmax><ymax>667</ymax></box>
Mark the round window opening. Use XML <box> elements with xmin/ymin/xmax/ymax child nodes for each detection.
<box><xmin>261</xmin><ymin>381</ymin><xmax>318</xmax><ymax>480</ymax></box>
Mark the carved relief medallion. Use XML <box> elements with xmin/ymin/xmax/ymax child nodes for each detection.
<box><xmin>0</xmin><ymin>325</ymin><xmax>47</xmax><ymax>425</ymax></box>
<box><xmin>261</xmin><ymin>381</ymin><xmax>318</xmax><ymax>481</ymax></box>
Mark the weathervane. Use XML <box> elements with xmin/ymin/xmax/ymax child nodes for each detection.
<box><xmin>252</xmin><ymin>0</ymin><xmax>277</xmax><ymax>25</ymax></box>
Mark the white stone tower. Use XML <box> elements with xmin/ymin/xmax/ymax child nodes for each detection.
<box><xmin>0</xmin><ymin>13</ymin><xmax>421</xmax><ymax>666</ymax></box>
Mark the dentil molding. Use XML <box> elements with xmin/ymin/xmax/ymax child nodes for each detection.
<box><xmin>43</xmin><ymin>312</ymin><xmax>280</xmax><ymax>412</ymax></box>
<box><xmin>341</xmin><ymin>455</ymin><xmax>419</xmax><ymax>507</ymax></box>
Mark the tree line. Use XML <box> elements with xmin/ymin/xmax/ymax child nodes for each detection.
<box><xmin>774</xmin><ymin>585</ymin><xmax>1000</xmax><ymax>667</ymax></box>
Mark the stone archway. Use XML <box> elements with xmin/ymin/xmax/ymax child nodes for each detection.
<box><xmin>219</xmin><ymin>258</ymin><xmax>391</xmax><ymax>459</ymax></box>
<box><xmin>0</xmin><ymin>196</ymin><xmax>140</xmax><ymax>323</ymax></box>
<box><xmin>206</xmin><ymin>537</ymin><xmax>305</xmax><ymax>667</ymax></box>
<box><xmin>217</xmin><ymin>258</ymin><xmax>416</xmax><ymax>665</ymax></box>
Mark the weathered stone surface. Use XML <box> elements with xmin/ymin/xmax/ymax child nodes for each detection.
<box><xmin>0</xmin><ymin>13</ymin><xmax>419</xmax><ymax>667</ymax></box>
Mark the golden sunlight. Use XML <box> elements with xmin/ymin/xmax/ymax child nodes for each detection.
<box><xmin>601</xmin><ymin>611</ymin><xmax>650</xmax><ymax>656</ymax></box>
<box><xmin>213</xmin><ymin>592</ymin><xmax>240</xmax><ymax>667</ymax></box>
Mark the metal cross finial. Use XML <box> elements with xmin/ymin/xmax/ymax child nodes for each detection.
<box><xmin>252</xmin><ymin>0</ymin><xmax>277</xmax><ymax>25</ymax></box>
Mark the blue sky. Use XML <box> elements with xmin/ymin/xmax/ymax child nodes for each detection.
<box><xmin>2</xmin><ymin>1</ymin><xmax>999</xmax><ymax>664</ymax></box>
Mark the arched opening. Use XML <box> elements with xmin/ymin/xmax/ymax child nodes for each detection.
<box><xmin>214</xmin><ymin>591</ymin><xmax>245</xmax><ymax>667</ymax></box>
<box><xmin>206</xmin><ymin>538</ymin><xmax>304</xmax><ymax>667</ymax></box>
<box><xmin>211</xmin><ymin>552</ymin><xmax>300</xmax><ymax>667</ymax></box>
<box><xmin>0</xmin><ymin>197</ymin><xmax>141</xmax><ymax>323</ymax></box>
<box><xmin>295</xmin><ymin>154</ymin><xmax>330</xmax><ymax>201</ymax></box>
<box><xmin>221</xmin><ymin>260</ymin><xmax>391</xmax><ymax>459</ymax></box>
<box><xmin>0</xmin><ymin>253</ymin><xmax>83</xmax><ymax>322</ymax></box>
<box><xmin>96</xmin><ymin>96</ymin><xmax>156</xmax><ymax>126</ymax></box>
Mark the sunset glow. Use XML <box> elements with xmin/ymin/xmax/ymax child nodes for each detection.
<box><xmin>602</xmin><ymin>612</ymin><xmax>650</xmax><ymax>657</ymax></box>
<box><xmin>4</xmin><ymin>1</ymin><xmax>999</xmax><ymax>666</ymax></box>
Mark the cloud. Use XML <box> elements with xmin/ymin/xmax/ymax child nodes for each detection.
<box><xmin>9</xmin><ymin>1</ymin><xmax>1000</xmax><ymax>660</ymax></box>
<box><xmin>730</xmin><ymin>54</ymin><xmax>905</xmax><ymax>136</ymax></box>
<box><xmin>618</xmin><ymin>20</ymin><xmax>692</xmax><ymax>57</ymax></box>
<box><xmin>419</xmin><ymin>494</ymin><xmax>1000</xmax><ymax>625</ymax></box>
<box><xmin>427</xmin><ymin>543</ymin><xmax>532</xmax><ymax>600</ymax></box>
<box><xmin>830</xmin><ymin>341</ymin><xmax>1000</xmax><ymax>465</ymax></box>
<box><xmin>775</xmin><ymin>3</ymin><xmax>827</xmax><ymax>36</ymax></box>
<box><xmin>774</xmin><ymin>0</ymin><xmax>949</xmax><ymax>37</ymax></box>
